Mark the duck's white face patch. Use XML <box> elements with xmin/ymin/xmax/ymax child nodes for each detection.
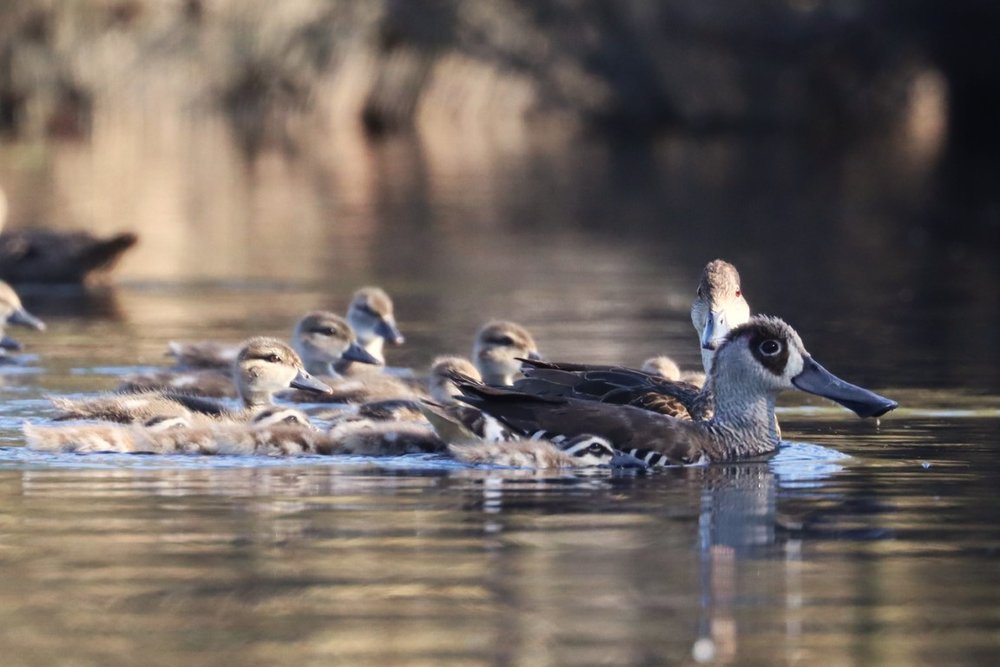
<box><xmin>781</xmin><ymin>346</ymin><xmax>805</xmax><ymax>383</ymax></box>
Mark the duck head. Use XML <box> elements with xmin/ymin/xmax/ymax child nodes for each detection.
<box><xmin>428</xmin><ymin>356</ymin><xmax>483</xmax><ymax>404</ymax></box>
<box><xmin>293</xmin><ymin>311</ymin><xmax>379</xmax><ymax>376</ymax></box>
<box><xmin>712</xmin><ymin>316</ymin><xmax>897</xmax><ymax>419</ymax></box>
<box><xmin>690</xmin><ymin>260</ymin><xmax>750</xmax><ymax>374</ymax></box>
<box><xmin>473</xmin><ymin>320</ymin><xmax>541</xmax><ymax>386</ymax></box>
<box><xmin>347</xmin><ymin>287</ymin><xmax>404</xmax><ymax>363</ymax></box>
<box><xmin>234</xmin><ymin>337</ymin><xmax>332</xmax><ymax>408</ymax></box>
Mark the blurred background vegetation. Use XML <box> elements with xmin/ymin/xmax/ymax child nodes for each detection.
<box><xmin>3</xmin><ymin>1</ymin><xmax>997</xmax><ymax>148</ymax></box>
<box><xmin>0</xmin><ymin>0</ymin><xmax>996</xmax><ymax>285</ymax></box>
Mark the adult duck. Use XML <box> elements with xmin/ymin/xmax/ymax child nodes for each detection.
<box><xmin>455</xmin><ymin>316</ymin><xmax>897</xmax><ymax>465</ymax></box>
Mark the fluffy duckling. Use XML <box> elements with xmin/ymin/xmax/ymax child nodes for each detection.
<box><xmin>24</xmin><ymin>418</ymin><xmax>322</xmax><ymax>456</ymax></box>
<box><xmin>335</xmin><ymin>286</ymin><xmax>405</xmax><ymax>376</ymax></box>
<box><xmin>448</xmin><ymin>434</ymin><xmax>645</xmax><ymax>469</ymax></box>
<box><xmin>294</xmin><ymin>310</ymin><xmax>379</xmax><ymax>375</ymax></box>
<box><xmin>640</xmin><ymin>355</ymin><xmax>681</xmax><ymax>381</ymax></box>
<box><xmin>473</xmin><ymin>320</ymin><xmax>541</xmax><ymax>385</ymax></box>
<box><xmin>457</xmin><ymin>316</ymin><xmax>898</xmax><ymax>464</ymax></box>
<box><xmin>0</xmin><ymin>280</ymin><xmax>45</xmax><ymax>355</ymax></box>
<box><xmin>121</xmin><ymin>311</ymin><xmax>378</xmax><ymax>398</ymax></box>
<box><xmin>640</xmin><ymin>356</ymin><xmax>706</xmax><ymax>397</ymax></box>
<box><xmin>323</xmin><ymin>418</ymin><xmax>446</xmax><ymax>456</ymax></box>
<box><xmin>422</xmin><ymin>356</ymin><xmax>513</xmax><ymax>441</ymax></box>
<box><xmin>164</xmin><ymin>340</ymin><xmax>238</xmax><ymax>372</ymax></box>
<box><xmin>428</xmin><ymin>355</ymin><xmax>481</xmax><ymax>404</ymax></box>
<box><xmin>53</xmin><ymin>337</ymin><xmax>331</xmax><ymax>423</ymax></box>
<box><xmin>26</xmin><ymin>398</ymin><xmax>443</xmax><ymax>457</ymax></box>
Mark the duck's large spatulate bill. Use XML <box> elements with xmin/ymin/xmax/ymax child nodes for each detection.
<box><xmin>792</xmin><ymin>356</ymin><xmax>897</xmax><ymax>418</ymax></box>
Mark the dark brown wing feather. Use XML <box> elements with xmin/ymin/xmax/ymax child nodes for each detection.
<box><xmin>515</xmin><ymin>359</ymin><xmax>710</xmax><ymax>420</ymax></box>
<box><xmin>456</xmin><ymin>382</ymin><xmax>706</xmax><ymax>464</ymax></box>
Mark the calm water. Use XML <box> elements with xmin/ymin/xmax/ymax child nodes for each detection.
<box><xmin>0</xmin><ymin>126</ymin><xmax>998</xmax><ymax>665</ymax></box>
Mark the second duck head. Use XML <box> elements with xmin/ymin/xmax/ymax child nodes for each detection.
<box><xmin>347</xmin><ymin>287</ymin><xmax>404</xmax><ymax>364</ymax></box>
<box><xmin>473</xmin><ymin>320</ymin><xmax>540</xmax><ymax>386</ymax></box>
<box><xmin>293</xmin><ymin>311</ymin><xmax>379</xmax><ymax>376</ymax></box>
<box><xmin>235</xmin><ymin>337</ymin><xmax>332</xmax><ymax>408</ymax></box>
<box><xmin>690</xmin><ymin>259</ymin><xmax>751</xmax><ymax>374</ymax></box>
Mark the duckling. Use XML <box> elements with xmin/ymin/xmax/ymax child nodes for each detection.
<box><xmin>164</xmin><ymin>340</ymin><xmax>238</xmax><ymax>372</ymax></box>
<box><xmin>52</xmin><ymin>337</ymin><xmax>331</xmax><ymax>423</ymax></box>
<box><xmin>24</xmin><ymin>417</ymin><xmax>322</xmax><ymax>456</ymax></box>
<box><xmin>456</xmin><ymin>316</ymin><xmax>897</xmax><ymax>464</ymax></box>
<box><xmin>422</xmin><ymin>356</ymin><xmax>514</xmax><ymax>441</ymax></box>
<box><xmin>641</xmin><ymin>356</ymin><xmax>708</xmax><ymax>391</ymax></box>
<box><xmin>640</xmin><ymin>356</ymin><xmax>681</xmax><ymax>380</ymax></box>
<box><xmin>294</xmin><ymin>310</ymin><xmax>380</xmax><ymax>375</ymax></box>
<box><xmin>679</xmin><ymin>370</ymin><xmax>707</xmax><ymax>388</ymax></box>
<box><xmin>321</xmin><ymin>418</ymin><xmax>447</xmax><ymax>456</ymax></box>
<box><xmin>25</xmin><ymin>413</ymin><xmax>442</xmax><ymax>457</ymax></box>
<box><xmin>335</xmin><ymin>286</ymin><xmax>405</xmax><ymax>376</ymax></box>
<box><xmin>448</xmin><ymin>434</ymin><xmax>646</xmax><ymax>469</ymax></box>
<box><xmin>0</xmin><ymin>280</ymin><xmax>45</xmax><ymax>356</ymax></box>
<box><xmin>122</xmin><ymin>311</ymin><xmax>378</xmax><ymax>399</ymax></box>
<box><xmin>428</xmin><ymin>356</ymin><xmax>482</xmax><ymax>404</ymax></box>
<box><xmin>473</xmin><ymin>320</ymin><xmax>541</xmax><ymax>385</ymax></box>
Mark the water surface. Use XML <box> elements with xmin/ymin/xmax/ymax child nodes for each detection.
<box><xmin>0</xmin><ymin>128</ymin><xmax>997</xmax><ymax>665</ymax></box>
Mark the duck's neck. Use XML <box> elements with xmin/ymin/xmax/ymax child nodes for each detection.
<box><xmin>238</xmin><ymin>384</ymin><xmax>275</xmax><ymax>410</ymax></box>
<box><xmin>304</xmin><ymin>359</ymin><xmax>338</xmax><ymax>378</ymax></box>
<box><xmin>361</xmin><ymin>335</ymin><xmax>386</xmax><ymax>365</ymax></box>
<box><xmin>700</xmin><ymin>348</ymin><xmax>715</xmax><ymax>375</ymax></box>
<box><xmin>704</xmin><ymin>382</ymin><xmax>780</xmax><ymax>460</ymax></box>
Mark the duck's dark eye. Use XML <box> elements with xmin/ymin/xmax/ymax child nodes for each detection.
<box><xmin>588</xmin><ymin>443</ymin><xmax>607</xmax><ymax>454</ymax></box>
<box><xmin>315</xmin><ymin>327</ymin><xmax>336</xmax><ymax>337</ymax></box>
<box><xmin>759</xmin><ymin>340</ymin><xmax>781</xmax><ymax>356</ymax></box>
<box><xmin>266</xmin><ymin>354</ymin><xmax>282</xmax><ymax>363</ymax></box>
<box><xmin>696</xmin><ymin>287</ymin><xmax>704</xmax><ymax>298</ymax></box>
<box><xmin>735</xmin><ymin>288</ymin><xmax>742</xmax><ymax>297</ymax></box>
<box><xmin>491</xmin><ymin>335</ymin><xmax>515</xmax><ymax>346</ymax></box>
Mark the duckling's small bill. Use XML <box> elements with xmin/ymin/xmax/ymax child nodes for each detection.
<box><xmin>0</xmin><ymin>335</ymin><xmax>22</xmax><ymax>351</ymax></box>
<box><xmin>342</xmin><ymin>341</ymin><xmax>381</xmax><ymax>365</ymax></box>
<box><xmin>9</xmin><ymin>307</ymin><xmax>46</xmax><ymax>331</ymax></box>
<box><xmin>375</xmin><ymin>319</ymin><xmax>405</xmax><ymax>345</ymax></box>
<box><xmin>290</xmin><ymin>370</ymin><xmax>333</xmax><ymax>394</ymax></box>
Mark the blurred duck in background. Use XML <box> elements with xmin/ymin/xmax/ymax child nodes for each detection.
<box><xmin>335</xmin><ymin>286</ymin><xmax>406</xmax><ymax>376</ymax></box>
<box><xmin>0</xmin><ymin>186</ymin><xmax>137</xmax><ymax>285</ymax></box>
